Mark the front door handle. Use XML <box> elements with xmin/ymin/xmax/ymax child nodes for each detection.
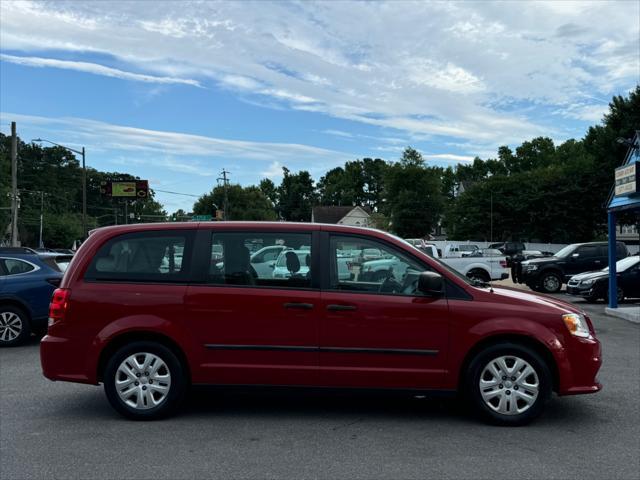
<box><xmin>327</xmin><ymin>304</ymin><xmax>357</xmax><ymax>311</ymax></box>
<box><xmin>283</xmin><ymin>302</ymin><xmax>314</xmax><ymax>310</ymax></box>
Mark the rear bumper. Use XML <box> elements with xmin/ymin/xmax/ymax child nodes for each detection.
<box><xmin>40</xmin><ymin>334</ymin><xmax>96</xmax><ymax>385</ymax></box>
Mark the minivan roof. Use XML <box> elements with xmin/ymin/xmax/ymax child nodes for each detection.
<box><xmin>89</xmin><ymin>221</ymin><xmax>385</xmax><ymax>235</ymax></box>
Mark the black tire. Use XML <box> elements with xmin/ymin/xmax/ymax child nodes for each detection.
<box><xmin>0</xmin><ymin>305</ymin><xmax>31</xmax><ymax>347</ymax></box>
<box><xmin>103</xmin><ymin>341</ymin><xmax>187</xmax><ymax>420</ymax></box>
<box><xmin>539</xmin><ymin>271</ymin><xmax>562</xmax><ymax>293</ymax></box>
<box><xmin>583</xmin><ymin>294</ymin><xmax>600</xmax><ymax>303</ymax></box>
<box><xmin>465</xmin><ymin>342</ymin><xmax>552</xmax><ymax>426</ymax></box>
<box><xmin>467</xmin><ymin>269</ymin><xmax>490</xmax><ymax>283</ymax></box>
<box><xmin>526</xmin><ymin>283</ymin><xmax>541</xmax><ymax>292</ymax></box>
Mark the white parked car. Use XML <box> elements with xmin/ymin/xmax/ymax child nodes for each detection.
<box><xmin>249</xmin><ymin>245</ymin><xmax>287</xmax><ymax>277</ymax></box>
<box><xmin>444</xmin><ymin>243</ymin><xmax>480</xmax><ymax>258</ymax></box>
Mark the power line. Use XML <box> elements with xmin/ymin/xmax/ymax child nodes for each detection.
<box><xmin>154</xmin><ymin>189</ymin><xmax>201</xmax><ymax>198</ymax></box>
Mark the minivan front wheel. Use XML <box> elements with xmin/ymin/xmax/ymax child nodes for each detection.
<box><xmin>103</xmin><ymin>341</ymin><xmax>186</xmax><ymax>420</ymax></box>
<box><xmin>466</xmin><ymin>343</ymin><xmax>552</xmax><ymax>426</ymax></box>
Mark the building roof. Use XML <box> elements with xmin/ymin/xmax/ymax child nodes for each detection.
<box><xmin>312</xmin><ymin>206</ymin><xmax>371</xmax><ymax>224</ymax></box>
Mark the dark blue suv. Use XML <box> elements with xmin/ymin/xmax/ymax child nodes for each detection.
<box><xmin>0</xmin><ymin>250</ymin><xmax>68</xmax><ymax>346</ymax></box>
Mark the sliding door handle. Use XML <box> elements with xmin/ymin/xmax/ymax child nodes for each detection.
<box><xmin>327</xmin><ymin>304</ymin><xmax>357</xmax><ymax>311</ymax></box>
<box><xmin>283</xmin><ymin>302</ymin><xmax>314</xmax><ymax>310</ymax></box>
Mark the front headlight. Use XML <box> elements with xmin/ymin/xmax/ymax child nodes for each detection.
<box><xmin>525</xmin><ymin>264</ymin><xmax>538</xmax><ymax>271</ymax></box>
<box><xmin>580</xmin><ymin>279</ymin><xmax>595</xmax><ymax>286</ymax></box>
<box><xmin>562</xmin><ymin>313</ymin><xmax>591</xmax><ymax>338</ymax></box>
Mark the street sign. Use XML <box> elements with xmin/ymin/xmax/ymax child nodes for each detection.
<box><xmin>192</xmin><ymin>215</ymin><xmax>212</xmax><ymax>221</ymax></box>
<box><xmin>614</xmin><ymin>161</ymin><xmax>638</xmax><ymax>196</ymax></box>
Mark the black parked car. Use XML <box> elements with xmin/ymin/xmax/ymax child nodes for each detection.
<box><xmin>518</xmin><ymin>241</ymin><xmax>628</xmax><ymax>293</ymax></box>
<box><xmin>566</xmin><ymin>255</ymin><xmax>640</xmax><ymax>303</ymax></box>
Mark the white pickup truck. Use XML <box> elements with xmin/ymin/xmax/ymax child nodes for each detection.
<box><xmin>410</xmin><ymin>243</ymin><xmax>510</xmax><ymax>282</ymax></box>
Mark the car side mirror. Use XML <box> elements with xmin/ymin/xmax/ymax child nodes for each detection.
<box><xmin>418</xmin><ymin>271</ymin><xmax>444</xmax><ymax>296</ymax></box>
<box><xmin>269</xmin><ymin>262</ymin><xmax>275</xmax><ymax>269</ymax></box>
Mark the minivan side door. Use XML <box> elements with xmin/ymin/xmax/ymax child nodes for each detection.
<box><xmin>318</xmin><ymin>233</ymin><xmax>449</xmax><ymax>389</ymax></box>
<box><xmin>185</xmin><ymin>229</ymin><xmax>320</xmax><ymax>386</ymax></box>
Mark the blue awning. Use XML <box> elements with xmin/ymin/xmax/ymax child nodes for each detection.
<box><xmin>608</xmin><ymin>193</ymin><xmax>640</xmax><ymax>212</ymax></box>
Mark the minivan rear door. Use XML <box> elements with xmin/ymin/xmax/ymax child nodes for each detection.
<box><xmin>185</xmin><ymin>228</ymin><xmax>321</xmax><ymax>386</ymax></box>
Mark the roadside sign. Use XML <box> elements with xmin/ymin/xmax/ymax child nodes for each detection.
<box><xmin>614</xmin><ymin>161</ymin><xmax>638</xmax><ymax>196</ymax></box>
<box><xmin>192</xmin><ymin>215</ymin><xmax>212</xmax><ymax>221</ymax></box>
<box><xmin>100</xmin><ymin>180</ymin><xmax>149</xmax><ymax>198</ymax></box>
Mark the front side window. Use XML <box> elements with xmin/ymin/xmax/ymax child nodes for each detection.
<box><xmin>209</xmin><ymin>232</ymin><xmax>312</xmax><ymax>289</ymax></box>
<box><xmin>576</xmin><ymin>245</ymin><xmax>599</xmax><ymax>258</ymax></box>
<box><xmin>1</xmin><ymin>258</ymin><xmax>36</xmax><ymax>275</ymax></box>
<box><xmin>86</xmin><ymin>231</ymin><xmax>193</xmax><ymax>282</ymax></box>
<box><xmin>329</xmin><ymin>235</ymin><xmax>427</xmax><ymax>295</ymax></box>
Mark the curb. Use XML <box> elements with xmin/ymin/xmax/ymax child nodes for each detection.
<box><xmin>605</xmin><ymin>307</ymin><xmax>640</xmax><ymax>324</ymax></box>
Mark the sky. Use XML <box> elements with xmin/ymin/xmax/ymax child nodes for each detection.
<box><xmin>1</xmin><ymin>0</ymin><xmax>639</xmax><ymax>212</ymax></box>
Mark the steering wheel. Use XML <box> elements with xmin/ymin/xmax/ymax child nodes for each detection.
<box><xmin>379</xmin><ymin>275</ymin><xmax>402</xmax><ymax>294</ymax></box>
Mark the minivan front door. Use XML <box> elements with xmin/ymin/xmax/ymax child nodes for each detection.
<box><xmin>318</xmin><ymin>234</ymin><xmax>449</xmax><ymax>389</ymax></box>
<box><xmin>185</xmin><ymin>229</ymin><xmax>320</xmax><ymax>386</ymax></box>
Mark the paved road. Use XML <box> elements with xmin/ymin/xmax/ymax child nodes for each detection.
<box><xmin>1</xmin><ymin>295</ymin><xmax>639</xmax><ymax>480</ymax></box>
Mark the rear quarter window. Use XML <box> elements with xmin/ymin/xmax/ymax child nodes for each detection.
<box><xmin>84</xmin><ymin>230</ymin><xmax>195</xmax><ymax>283</ymax></box>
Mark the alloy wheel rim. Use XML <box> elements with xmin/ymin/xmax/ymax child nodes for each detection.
<box><xmin>115</xmin><ymin>352</ymin><xmax>171</xmax><ymax>410</ymax></box>
<box><xmin>479</xmin><ymin>355</ymin><xmax>539</xmax><ymax>416</ymax></box>
<box><xmin>0</xmin><ymin>312</ymin><xmax>22</xmax><ymax>342</ymax></box>
<box><xmin>543</xmin><ymin>275</ymin><xmax>559</xmax><ymax>291</ymax></box>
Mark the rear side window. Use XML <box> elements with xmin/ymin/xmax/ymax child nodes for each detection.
<box><xmin>1</xmin><ymin>258</ymin><xmax>36</xmax><ymax>275</ymax></box>
<box><xmin>208</xmin><ymin>232</ymin><xmax>312</xmax><ymax>289</ymax></box>
<box><xmin>85</xmin><ymin>231</ymin><xmax>194</xmax><ymax>282</ymax></box>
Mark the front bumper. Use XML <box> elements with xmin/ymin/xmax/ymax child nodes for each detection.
<box><xmin>557</xmin><ymin>335</ymin><xmax>602</xmax><ymax>396</ymax></box>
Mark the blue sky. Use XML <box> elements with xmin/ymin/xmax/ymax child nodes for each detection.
<box><xmin>1</xmin><ymin>1</ymin><xmax>638</xmax><ymax>212</ymax></box>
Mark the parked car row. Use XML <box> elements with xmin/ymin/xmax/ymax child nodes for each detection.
<box><xmin>566</xmin><ymin>255</ymin><xmax>640</xmax><ymax>303</ymax></box>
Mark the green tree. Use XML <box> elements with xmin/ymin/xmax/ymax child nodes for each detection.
<box><xmin>193</xmin><ymin>184</ymin><xmax>277</xmax><ymax>221</ymax></box>
<box><xmin>384</xmin><ymin>147</ymin><xmax>444</xmax><ymax>237</ymax></box>
<box><xmin>276</xmin><ymin>167</ymin><xmax>317</xmax><ymax>221</ymax></box>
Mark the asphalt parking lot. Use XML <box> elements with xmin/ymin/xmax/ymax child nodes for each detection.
<box><xmin>1</xmin><ymin>295</ymin><xmax>638</xmax><ymax>480</ymax></box>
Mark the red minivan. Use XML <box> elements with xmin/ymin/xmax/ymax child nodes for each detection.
<box><xmin>41</xmin><ymin>222</ymin><xmax>602</xmax><ymax>425</ymax></box>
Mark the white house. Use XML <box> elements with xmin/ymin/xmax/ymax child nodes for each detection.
<box><xmin>311</xmin><ymin>206</ymin><xmax>371</xmax><ymax>227</ymax></box>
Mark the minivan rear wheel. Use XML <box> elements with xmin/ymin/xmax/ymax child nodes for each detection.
<box><xmin>103</xmin><ymin>341</ymin><xmax>186</xmax><ymax>420</ymax></box>
<box><xmin>465</xmin><ymin>342</ymin><xmax>552</xmax><ymax>426</ymax></box>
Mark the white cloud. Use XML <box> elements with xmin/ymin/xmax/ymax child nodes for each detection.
<box><xmin>2</xmin><ymin>111</ymin><xmax>354</xmax><ymax>165</ymax></box>
<box><xmin>261</xmin><ymin>161</ymin><xmax>284</xmax><ymax>179</ymax></box>
<box><xmin>0</xmin><ymin>53</ymin><xmax>201</xmax><ymax>87</ymax></box>
<box><xmin>0</xmin><ymin>0</ymin><xmax>637</xmax><ymax>151</ymax></box>
<box><xmin>423</xmin><ymin>153</ymin><xmax>476</xmax><ymax>163</ymax></box>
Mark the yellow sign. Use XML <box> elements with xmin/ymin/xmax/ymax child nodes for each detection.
<box><xmin>111</xmin><ymin>182</ymin><xmax>137</xmax><ymax>197</ymax></box>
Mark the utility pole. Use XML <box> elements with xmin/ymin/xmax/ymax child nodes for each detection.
<box><xmin>10</xmin><ymin>122</ymin><xmax>19</xmax><ymax>247</ymax></box>
<box><xmin>218</xmin><ymin>169</ymin><xmax>230</xmax><ymax>220</ymax></box>
<box><xmin>82</xmin><ymin>147</ymin><xmax>87</xmax><ymax>239</ymax></box>
<box><xmin>490</xmin><ymin>192</ymin><xmax>493</xmax><ymax>243</ymax></box>
<box><xmin>39</xmin><ymin>191</ymin><xmax>44</xmax><ymax>248</ymax></box>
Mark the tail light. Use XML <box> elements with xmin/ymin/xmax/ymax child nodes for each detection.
<box><xmin>500</xmin><ymin>260</ymin><xmax>507</xmax><ymax>268</ymax></box>
<box><xmin>48</xmin><ymin>288</ymin><xmax>71</xmax><ymax>327</ymax></box>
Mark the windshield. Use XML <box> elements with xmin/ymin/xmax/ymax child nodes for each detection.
<box><xmin>603</xmin><ymin>255</ymin><xmax>639</xmax><ymax>273</ymax></box>
<box><xmin>553</xmin><ymin>244</ymin><xmax>577</xmax><ymax>258</ymax></box>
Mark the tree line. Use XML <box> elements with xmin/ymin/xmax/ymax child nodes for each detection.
<box><xmin>193</xmin><ymin>86</ymin><xmax>639</xmax><ymax>242</ymax></box>
<box><xmin>0</xmin><ymin>138</ymin><xmax>165</xmax><ymax>247</ymax></box>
